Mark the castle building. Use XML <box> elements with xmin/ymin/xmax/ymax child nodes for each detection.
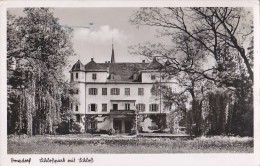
<box><xmin>70</xmin><ymin>45</ymin><xmax>176</xmax><ymax>134</ymax></box>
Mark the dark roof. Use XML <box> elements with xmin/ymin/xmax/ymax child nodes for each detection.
<box><xmin>70</xmin><ymin>57</ymin><xmax>164</xmax><ymax>82</ymax></box>
<box><xmin>145</xmin><ymin>57</ymin><xmax>163</xmax><ymax>70</ymax></box>
<box><xmin>71</xmin><ymin>60</ymin><xmax>85</xmax><ymax>71</ymax></box>
<box><xmin>85</xmin><ymin>59</ymin><xmax>107</xmax><ymax>72</ymax></box>
<box><xmin>99</xmin><ymin>63</ymin><xmax>149</xmax><ymax>82</ymax></box>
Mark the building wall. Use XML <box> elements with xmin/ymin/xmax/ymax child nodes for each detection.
<box><xmin>70</xmin><ymin>70</ymin><xmax>180</xmax><ymax>114</ymax></box>
<box><xmin>85</xmin><ymin>72</ymin><xmax>108</xmax><ymax>83</ymax></box>
<box><xmin>141</xmin><ymin>71</ymin><xmax>168</xmax><ymax>83</ymax></box>
<box><xmin>71</xmin><ymin>71</ymin><xmax>85</xmax><ymax>82</ymax></box>
<box><xmin>72</xmin><ymin>83</ymin><xmax>172</xmax><ymax>115</ymax></box>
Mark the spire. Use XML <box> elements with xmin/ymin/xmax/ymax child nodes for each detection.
<box><xmin>111</xmin><ymin>38</ymin><xmax>115</xmax><ymax>63</ymax></box>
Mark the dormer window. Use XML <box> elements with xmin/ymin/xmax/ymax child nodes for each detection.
<box><xmin>92</xmin><ymin>73</ymin><xmax>97</xmax><ymax>80</ymax></box>
<box><xmin>111</xmin><ymin>74</ymin><xmax>115</xmax><ymax>80</ymax></box>
<box><xmin>151</xmin><ymin>74</ymin><xmax>156</xmax><ymax>80</ymax></box>
<box><xmin>133</xmin><ymin>73</ymin><xmax>138</xmax><ymax>80</ymax></box>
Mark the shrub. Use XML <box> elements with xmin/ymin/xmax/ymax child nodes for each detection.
<box><xmin>56</xmin><ymin>121</ymin><xmax>69</xmax><ymax>134</ymax></box>
<box><xmin>71</xmin><ymin>122</ymin><xmax>83</xmax><ymax>134</ymax></box>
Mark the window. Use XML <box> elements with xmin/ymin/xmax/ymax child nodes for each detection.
<box><xmin>90</xmin><ymin>103</ymin><xmax>97</xmax><ymax>112</ymax></box>
<box><xmin>71</xmin><ymin>103</ymin><xmax>73</xmax><ymax>110</ymax></box>
<box><xmin>138</xmin><ymin>88</ymin><xmax>144</xmax><ymax>96</ymax></box>
<box><xmin>76</xmin><ymin>114</ymin><xmax>80</xmax><ymax>122</ymax></box>
<box><xmin>102</xmin><ymin>104</ymin><xmax>107</xmax><ymax>112</ymax></box>
<box><xmin>76</xmin><ymin>73</ymin><xmax>78</xmax><ymax>79</ymax></box>
<box><xmin>133</xmin><ymin>73</ymin><xmax>138</xmax><ymax>80</ymax></box>
<box><xmin>111</xmin><ymin>88</ymin><xmax>120</xmax><ymax>95</ymax></box>
<box><xmin>151</xmin><ymin>74</ymin><xmax>156</xmax><ymax>80</ymax></box>
<box><xmin>76</xmin><ymin>104</ymin><xmax>79</xmax><ymax>111</ymax></box>
<box><xmin>149</xmin><ymin>104</ymin><xmax>159</xmax><ymax>112</ymax></box>
<box><xmin>92</xmin><ymin>73</ymin><xmax>97</xmax><ymax>80</ymax></box>
<box><xmin>136</xmin><ymin>104</ymin><xmax>145</xmax><ymax>112</ymax></box>
<box><xmin>89</xmin><ymin>88</ymin><xmax>98</xmax><ymax>95</ymax></box>
<box><xmin>113</xmin><ymin>104</ymin><xmax>118</xmax><ymax>110</ymax></box>
<box><xmin>125</xmin><ymin>103</ymin><xmax>130</xmax><ymax>110</ymax></box>
<box><xmin>75</xmin><ymin>89</ymin><xmax>79</xmax><ymax>94</ymax></box>
<box><xmin>125</xmin><ymin>88</ymin><xmax>130</xmax><ymax>96</ymax></box>
<box><xmin>102</xmin><ymin>88</ymin><xmax>107</xmax><ymax>95</ymax></box>
<box><xmin>111</xmin><ymin>74</ymin><xmax>115</xmax><ymax>80</ymax></box>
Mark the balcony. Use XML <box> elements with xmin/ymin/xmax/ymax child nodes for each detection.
<box><xmin>109</xmin><ymin>109</ymin><xmax>135</xmax><ymax>115</ymax></box>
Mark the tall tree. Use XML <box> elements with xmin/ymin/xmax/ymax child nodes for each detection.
<box><xmin>7</xmin><ymin>8</ymin><xmax>75</xmax><ymax>135</ymax></box>
<box><xmin>129</xmin><ymin>7</ymin><xmax>253</xmax><ymax>136</ymax></box>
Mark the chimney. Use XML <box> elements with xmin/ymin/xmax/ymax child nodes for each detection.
<box><xmin>108</xmin><ymin>61</ymin><xmax>110</xmax><ymax>63</ymax></box>
<box><xmin>91</xmin><ymin>58</ymin><xmax>94</xmax><ymax>61</ymax></box>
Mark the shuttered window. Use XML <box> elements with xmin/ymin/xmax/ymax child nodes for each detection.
<box><xmin>89</xmin><ymin>88</ymin><xmax>98</xmax><ymax>95</ymax></box>
<box><xmin>125</xmin><ymin>103</ymin><xmax>130</xmax><ymax>110</ymax></box>
<box><xmin>149</xmin><ymin>104</ymin><xmax>158</xmax><ymax>112</ymax></box>
<box><xmin>136</xmin><ymin>104</ymin><xmax>145</xmax><ymax>112</ymax></box>
<box><xmin>111</xmin><ymin>88</ymin><xmax>120</xmax><ymax>95</ymax></box>
<box><xmin>88</xmin><ymin>104</ymin><xmax>97</xmax><ymax>112</ymax></box>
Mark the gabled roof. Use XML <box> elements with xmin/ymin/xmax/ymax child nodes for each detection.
<box><xmin>85</xmin><ymin>59</ymin><xmax>107</xmax><ymax>72</ymax></box>
<box><xmin>71</xmin><ymin>60</ymin><xmax>85</xmax><ymax>71</ymax></box>
<box><xmin>145</xmin><ymin>57</ymin><xmax>163</xmax><ymax>70</ymax></box>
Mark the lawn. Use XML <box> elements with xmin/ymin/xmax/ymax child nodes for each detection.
<box><xmin>7</xmin><ymin>134</ymin><xmax>253</xmax><ymax>154</ymax></box>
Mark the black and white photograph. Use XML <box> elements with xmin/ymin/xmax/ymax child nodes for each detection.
<box><xmin>1</xmin><ymin>1</ymin><xmax>259</xmax><ymax>166</ymax></box>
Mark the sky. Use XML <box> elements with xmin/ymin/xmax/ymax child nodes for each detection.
<box><xmin>8</xmin><ymin>7</ymin><xmax>253</xmax><ymax>77</ymax></box>
<box><xmin>9</xmin><ymin>8</ymin><xmax>169</xmax><ymax>69</ymax></box>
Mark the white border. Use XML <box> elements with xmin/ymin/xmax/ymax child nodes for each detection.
<box><xmin>0</xmin><ymin>1</ymin><xmax>259</xmax><ymax>166</ymax></box>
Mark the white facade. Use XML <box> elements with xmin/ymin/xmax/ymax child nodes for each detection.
<box><xmin>70</xmin><ymin>57</ymin><xmax>176</xmax><ymax>133</ymax></box>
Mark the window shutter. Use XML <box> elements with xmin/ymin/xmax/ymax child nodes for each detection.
<box><xmin>89</xmin><ymin>88</ymin><xmax>91</xmax><ymax>95</ymax></box>
<box><xmin>156</xmin><ymin>104</ymin><xmax>159</xmax><ymax>112</ymax></box>
<box><xmin>118</xmin><ymin>88</ymin><xmax>120</xmax><ymax>95</ymax></box>
<box><xmin>96</xmin><ymin>88</ymin><xmax>98</xmax><ymax>95</ymax></box>
<box><xmin>95</xmin><ymin>104</ymin><xmax>97</xmax><ymax>112</ymax></box>
<box><xmin>143</xmin><ymin>104</ymin><xmax>145</xmax><ymax>112</ymax></box>
<box><xmin>88</xmin><ymin>104</ymin><xmax>90</xmax><ymax>112</ymax></box>
<box><xmin>111</xmin><ymin>88</ymin><xmax>113</xmax><ymax>95</ymax></box>
<box><xmin>149</xmin><ymin>104</ymin><xmax>151</xmax><ymax>112</ymax></box>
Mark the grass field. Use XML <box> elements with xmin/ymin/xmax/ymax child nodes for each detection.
<box><xmin>7</xmin><ymin>134</ymin><xmax>253</xmax><ymax>154</ymax></box>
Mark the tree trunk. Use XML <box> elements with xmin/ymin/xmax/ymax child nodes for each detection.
<box><xmin>26</xmin><ymin>96</ymin><xmax>33</xmax><ymax>136</ymax></box>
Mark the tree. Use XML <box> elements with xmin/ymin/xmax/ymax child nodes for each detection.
<box><xmin>129</xmin><ymin>7</ymin><xmax>253</xmax><ymax>136</ymax></box>
<box><xmin>130</xmin><ymin>7</ymin><xmax>253</xmax><ymax>82</ymax></box>
<box><xmin>7</xmin><ymin>8</ymin><xmax>76</xmax><ymax>136</ymax></box>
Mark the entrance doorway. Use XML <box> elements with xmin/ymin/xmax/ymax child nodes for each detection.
<box><xmin>113</xmin><ymin>120</ymin><xmax>122</xmax><ymax>133</ymax></box>
<box><xmin>125</xmin><ymin>121</ymin><xmax>132</xmax><ymax>133</ymax></box>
